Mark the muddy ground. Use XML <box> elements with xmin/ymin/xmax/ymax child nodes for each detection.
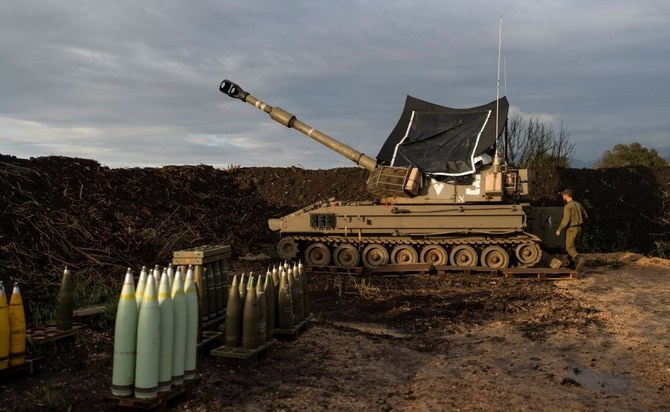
<box><xmin>0</xmin><ymin>156</ymin><xmax>669</xmax><ymax>410</ymax></box>
<box><xmin>0</xmin><ymin>252</ymin><xmax>669</xmax><ymax>411</ymax></box>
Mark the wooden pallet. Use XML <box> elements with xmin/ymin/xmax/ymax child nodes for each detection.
<box><xmin>342</xmin><ymin>263</ymin><xmax>579</xmax><ymax>281</ymax></box>
<box><xmin>306</xmin><ymin>265</ymin><xmax>364</xmax><ymax>275</ymax></box>
<box><xmin>209</xmin><ymin>340</ymin><xmax>274</xmax><ymax>363</ymax></box>
<box><xmin>73</xmin><ymin>304</ymin><xmax>107</xmax><ymax>318</ymax></box>
<box><xmin>501</xmin><ymin>267</ymin><xmax>579</xmax><ymax>280</ymax></box>
<box><xmin>273</xmin><ymin>318</ymin><xmax>311</xmax><ymax>340</ymax></box>
<box><xmin>196</xmin><ymin>331</ymin><xmax>223</xmax><ymax>358</ymax></box>
<box><xmin>26</xmin><ymin>322</ymin><xmax>87</xmax><ymax>345</ymax></box>
<box><xmin>0</xmin><ymin>359</ymin><xmax>37</xmax><ymax>382</ymax></box>
<box><xmin>106</xmin><ymin>377</ymin><xmax>200</xmax><ymax>411</ymax></box>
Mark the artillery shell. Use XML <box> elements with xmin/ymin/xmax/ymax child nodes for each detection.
<box><xmin>8</xmin><ymin>283</ymin><xmax>26</xmax><ymax>367</ymax></box>
<box><xmin>0</xmin><ymin>283</ymin><xmax>10</xmax><ymax>370</ymax></box>
<box><xmin>264</xmin><ymin>273</ymin><xmax>276</xmax><ymax>342</ymax></box>
<box><xmin>56</xmin><ymin>267</ymin><xmax>74</xmax><ymax>331</ymax></box>
<box><xmin>157</xmin><ymin>272</ymin><xmax>174</xmax><ymax>392</ymax></box>
<box><xmin>111</xmin><ymin>269</ymin><xmax>138</xmax><ymax>397</ymax></box>
<box><xmin>134</xmin><ymin>274</ymin><xmax>159</xmax><ymax>399</ymax></box>
<box><xmin>242</xmin><ymin>275</ymin><xmax>260</xmax><ymax>349</ymax></box>
<box><xmin>135</xmin><ymin>266</ymin><xmax>148</xmax><ymax>308</ymax></box>
<box><xmin>256</xmin><ymin>276</ymin><xmax>267</xmax><ymax>344</ymax></box>
<box><xmin>278</xmin><ymin>270</ymin><xmax>294</xmax><ymax>329</ymax></box>
<box><xmin>225</xmin><ymin>275</ymin><xmax>242</xmax><ymax>348</ymax></box>
<box><xmin>170</xmin><ymin>270</ymin><xmax>187</xmax><ymax>386</ymax></box>
<box><xmin>184</xmin><ymin>268</ymin><xmax>198</xmax><ymax>380</ymax></box>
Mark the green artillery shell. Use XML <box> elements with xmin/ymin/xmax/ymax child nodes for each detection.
<box><xmin>225</xmin><ymin>275</ymin><xmax>242</xmax><ymax>348</ymax></box>
<box><xmin>135</xmin><ymin>266</ymin><xmax>148</xmax><ymax>308</ymax></box>
<box><xmin>292</xmin><ymin>267</ymin><xmax>305</xmax><ymax>323</ymax></box>
<box><xmin>111</xmin><ymin>269</ymin><xmax>138</xmax><ymax>397</ymax></box>
<box><xmin>278</xmin><ymin>270</ymin><xmax>294</xmax><ymax>329</ymax></box>
<box><xmin>157</xmin><ymin>272</ymin><xmax>174</xmax><ymax>393</ymax></box>
<box><xmin>134</xmin><ymin>274</ymin><xmax>160</xmax><ymax>399</ymax></box>
<box><xmin>56</xmin><ymin>266</ymin><xmax>74</xmax><ymax>331</ymax></box>
<box><xmin>263</xmin><ymin>274</ymin><xmax>276</xmax><ymax>342</ymax></box>
<box><xmin>239</xmin><ymin>272</ymin><xmax>247</xmax><ymax>305</ymax></box>
<box><xmin>288</xmin><ymin>267</ymin><xmax>302</xmax><ymax>323</ymax></box>
<box><xmin>271</xmin><ymin>266</ymin><xmax>279</xmax><ymax>287</ymax></box>
<box><xmin>256</xmin><ymin>276</ymin><xmax>267</xmax><ymax>344</ymax></box>
<box><xmin>194</xmin><ymin>265</ymin><xmax>207</xmax><ymax>321</ymax></box>
<box><xmin>184</xmin><ymin>267</ymin><xmax>199</xmax><ymax>380</ymax></box>
<box><xmin>170</xmin><ymin>270</ymin><xmax>186</xmax><ymax>386</ymax></box>
<box><xmin>242</xmin><ymin>275</ymin><xmax>260</xmax><ymax>349</ymax></box>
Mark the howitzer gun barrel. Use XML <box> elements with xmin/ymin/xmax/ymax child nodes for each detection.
<box><xmin>220</xmin><ymin>80</ymin><xmax>378</xmax><ymax>172</ymax></box>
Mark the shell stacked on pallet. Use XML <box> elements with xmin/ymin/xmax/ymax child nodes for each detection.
<box><xmin>111</xmin><ymin>266</ymin><xmax>199</xmax><ymax>399</ymax></box>
<box><xmin>172</xmin><ymin>245</ymin><xmax>232</xmax><ymax>328</ymax></box>
<box><xmin>0</xmin><ymin>282</ymin><xmax>14</xmax><ymax>370</ymax></box>
<box><xmin>275</xmin><ymin>260</ymin><xmax>310</xmax><ymax>334</ymax></box>
<box><xmin>223</xmin><ymin>273</ymin><xmax>273</xmax><ymax>350</ymax></box>
<box><xmin>56</xmin><ymin>267</ymin><xmax>74</xmax><ymax>331</ymax></box>
<box><xmin>219</xmin><ymin>260</ymin><xmax>311</xmax><ymax>356</ymax></box>
<box><xmin>0</xmin><ymin>282</ymin><xmax>29</xmax><ymax>372</ymax></box>
<box><xmin>6</xmin><ymin>283</ymin><xmax>26</xmax><ymax>367</ymax></box>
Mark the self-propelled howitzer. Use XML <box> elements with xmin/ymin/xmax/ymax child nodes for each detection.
<box><xmin>220</xmin><ymin>80</ymin><xmax>545</xmax><ymax>269</ymax></box>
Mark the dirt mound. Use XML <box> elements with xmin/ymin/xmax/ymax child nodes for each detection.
<box><xmin>1</xmin><ymin>154</ymin><xmax>669</xmax><ymax>302</ymax></box>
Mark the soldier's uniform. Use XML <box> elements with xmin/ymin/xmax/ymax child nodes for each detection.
<box><xmin>557</xmin><ymin>193</ymin><xmax>588</xmax><ymax>270</ymax></box>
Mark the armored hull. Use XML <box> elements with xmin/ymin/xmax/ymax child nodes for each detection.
<box><xmin>272</xmin><ymin>200</ymin><xmax>542</xmax><ymax>269</ymax></box>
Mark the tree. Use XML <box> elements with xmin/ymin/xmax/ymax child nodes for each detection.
<box><xmin>500</xmin><ymin>113</ymin><xmax>575</xmax><ymax>168</ymax></box>
<box><xmin>595</xmin><ymin>142</ymin><xmax>668</xmax><ymax>168</ymax></box>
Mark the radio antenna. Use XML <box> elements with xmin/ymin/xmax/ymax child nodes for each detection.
<box><xmin>492</xmin><ymin>14</ymin><xmax>503</xmax><ymax>171</ymax></box>
<box><xmin>496</xmin><ymin>14</ymin><xmax>502</xmax><ymax>147</ymax></box>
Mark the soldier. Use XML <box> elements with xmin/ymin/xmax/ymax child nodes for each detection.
<box><xmin>555</xmin><ymin>189</ymin><xmax>588</xmax><ymax>272</ymax></box>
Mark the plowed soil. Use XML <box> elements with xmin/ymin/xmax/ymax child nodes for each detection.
<box><xmin>0</xmin><ymin>155</ymin><xmax>669</xmax><ymax>411</ymax></box>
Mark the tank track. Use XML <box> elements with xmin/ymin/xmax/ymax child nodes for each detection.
<box><xmin>277</xmin><ymin>233</ymin><xmax>543</xmax><ymax>269</ymax></box>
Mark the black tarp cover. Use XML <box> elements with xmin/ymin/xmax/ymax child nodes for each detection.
<box><xmin>376</xmin><ymin>95</ymin><xmax>508</xmax><ymax>176</ymax></box>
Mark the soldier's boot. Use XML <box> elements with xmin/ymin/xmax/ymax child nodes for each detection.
<box><xmin>575</xmin><ymin>255</ymin><xmax>587</xmax><ymax>273</ymax></box>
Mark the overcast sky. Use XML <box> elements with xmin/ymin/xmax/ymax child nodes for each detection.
<box><xmin>1</xmin><ymin>0</ymin><xmax>668</xmax><ymax>169</ymax></box>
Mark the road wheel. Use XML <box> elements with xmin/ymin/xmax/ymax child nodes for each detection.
<box><xmin>390</xmin><ymin>245</ymin><xmax>419</xmax><ymax>264</ymax></box>
<box><xmin>481</xmin><ymin>245</ymin><xmax>510</xmax><ymax>269</ymax></box>
<box><xmin>361</xmin><ymin>244</ymin><xmax>389</xmax><ymax>269</ymax></box>
<box><xmin>450</xmin><ymin>245</ymin><xmax>478</xmax><ymax>267</ymax></box>
<box><xmin>304</xmin><ymin>243</ymin><xmax>331</xmax><ymax>266</ymax></box>
<box><xmin>333</xmin><ymin>244</ymin><xmax>361</xmax><ymax>268</ymax></box>
<box><xmin>420</xmin><ymin>245</ymin><xmax>448</xmax><ymax>265</ymax></box>
<box><xmin>515</xmin><ymin>243</ymin><xmax>542</xmax><ymax>267</ymax></box>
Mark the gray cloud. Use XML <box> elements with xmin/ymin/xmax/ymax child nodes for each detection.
<box><xmin>1</xmin><ymin>0</ymin><xmax>668</xmax><ymax>168</ymax></box>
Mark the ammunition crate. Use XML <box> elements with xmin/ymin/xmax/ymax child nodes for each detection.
<box><xmin>172</xmin><ymin>244</ymin><xmax>232</xmax><ymax>265</ymax></box>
